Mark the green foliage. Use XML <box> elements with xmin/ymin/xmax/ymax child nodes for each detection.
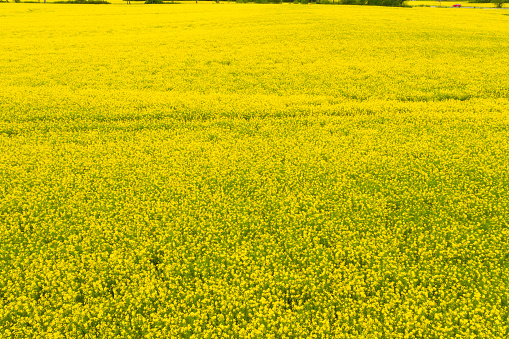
<box><xmin>145</xmin><ymin>0</ymin><xmax>183</xmax><ymax>3</ymax></box>
<box><xmin>54</xmin><ymin>0</ymin><xmax>111</xmax><ymax>3</ymax></box>
<box><xmin>237</xmin><ymin>0</ymin><xmax>283</xmax><ymax>3</ymax></box>
<box><xmin>340</xmin><ymin>0</ymin><xmax>406</xmax><ymax>6</ymax></box>
<box><xmin>492</xmin><ymin>0</ymin><xmax>506</xmax><ymax>7</ymax></box>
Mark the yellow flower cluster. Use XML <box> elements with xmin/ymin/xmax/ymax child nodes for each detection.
<box><xmin>1</xmin><ymin>3</ymin><xmax>508</xmax><ymax>338</ymax></box>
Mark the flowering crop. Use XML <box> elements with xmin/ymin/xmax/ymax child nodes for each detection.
<box><xmin>411</xmin><ymin>1</ymin><xmax>498</xmax><ymax>7</ymax></box>
<box><xmin>1</xmin><ymin>3</ymin><xmax>509</xmax><ymax>338</ymax></box>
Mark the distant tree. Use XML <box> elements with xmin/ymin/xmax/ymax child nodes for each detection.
<box><xmin>340</xmin><ymin>0</ymin><xmax>406</xmax><ymax>5</ymax></box>
<box><xmin>492</xmin><ymin>0</ymin><xmax>506</xmax><ymax>7</ymax></box>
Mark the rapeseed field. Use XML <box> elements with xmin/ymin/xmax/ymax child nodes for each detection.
<box><xmin>1</xmin><ymin>3</ymin><xmax>509</xmax><ymax>338</ymax></box>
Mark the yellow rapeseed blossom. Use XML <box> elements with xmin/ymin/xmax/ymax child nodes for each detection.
<box><xmin>0</xmin><ymin>2</ymin><xmax>508</xmax><ymax>338</ymax></box>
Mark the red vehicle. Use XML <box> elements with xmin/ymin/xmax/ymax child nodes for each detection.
<box><xmin>452</xmin><ymin>3</ymin><xmax>461</xmax><ymax>7</ymax></box>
